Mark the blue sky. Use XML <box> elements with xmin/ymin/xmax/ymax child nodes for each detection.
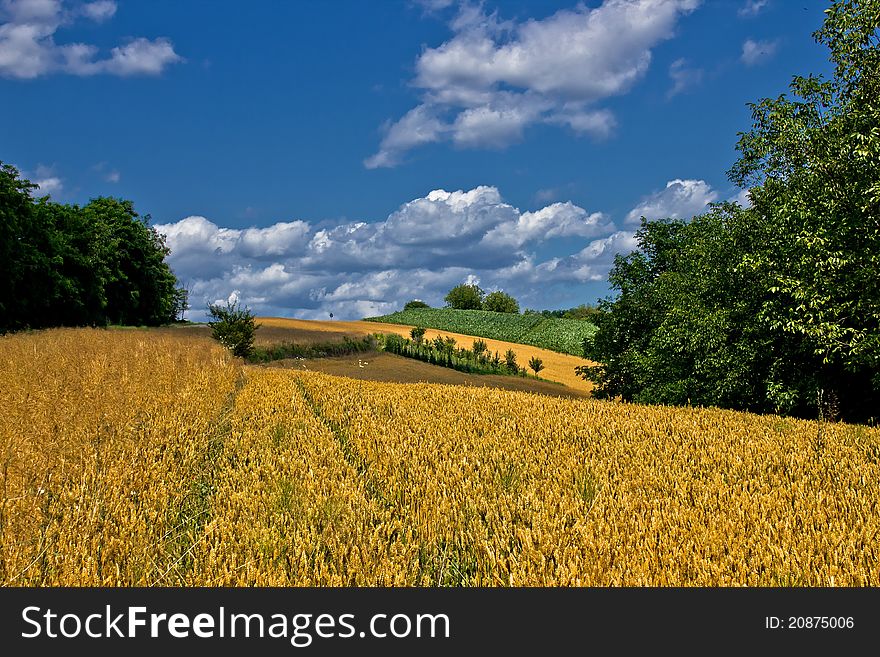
<box><xmin>2</xmin><ymin>0</ymin><xmax>833</xmax><ymax>319</ymax></box>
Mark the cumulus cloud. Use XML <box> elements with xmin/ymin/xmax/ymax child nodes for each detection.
<box><xmin>741</xmin><ymin>38</ymin><xmax>778</xmax><ymax>66</ymax></box>
<box><xmin>366</xmin><ymin>0</ymin><xmax>701</xmax><ymax>167</ymax></box>
<box><xmin>156</xmin><ymin>185</ymin><xmax>646</xmax><ymax>320</ymax></box>
<box><xmin>625</xmin><ymin>178</ymin><xmax>718</xmax><ymax>224</ymax></box>
<box><xmin>0</xmin><ymin>0</ymin><xmax>181</xmax><ymax>79</ymax></box>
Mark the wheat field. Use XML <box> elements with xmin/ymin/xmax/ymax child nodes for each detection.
<box><xmin>1</xmin><ymin>328</ymin><xmax>878</xmax><ymax>585</ymax></box>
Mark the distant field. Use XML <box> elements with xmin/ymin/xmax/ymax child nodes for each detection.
<box><xmin>257</xmin><ymin>317</ymin><xmax>593</xmax><ymax>393</ymax></box>
<box><xmin>365</xmin><ymin>308</ymin><xmax>597</xmax><ymax>356</ymax></box>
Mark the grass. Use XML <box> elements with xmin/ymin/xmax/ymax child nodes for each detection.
<box><xmin>365</xmin><ymin>308</ymin><xmax>597</xmax><ymax>356</ymax></box>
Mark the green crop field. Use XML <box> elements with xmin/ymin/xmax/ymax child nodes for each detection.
<box><xmin>364</xmin><ymin>308</ymin><xmax>597</xmax><ymax>356</ymax></box>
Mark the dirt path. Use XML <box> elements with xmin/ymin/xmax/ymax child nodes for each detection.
<box><xmin>260</xmin><ymin>352</ymin><xmax>591</xmax><ymax>400</ymax></box>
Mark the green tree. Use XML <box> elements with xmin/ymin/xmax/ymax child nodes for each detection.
<box><xmin>483</xmin><ymin>290</ymin><xmax>520</xmax><ymax>313</ymax></box>
<box><xmin>403</xmin><ymin>299</ymin><xmax>430</xmax><ymax>310</ymax></box>
<box><xmin>504</xmin><ymin>349</ymin><xmax>519</xmax><ymax>374</ymax></box>
<box><xmin>528</xmin><ymin>356</ymin><xmax>544</xmax><ymax>377</ymax></box>
<box><xmin>0</xmin><ymin>163</ymin><xmax>189</xmax><ymax>332</ymax></box>
<box><xmin>208</xmin><ymin>300</ymin><xmax>260</xmax><ymax>359</ymax></box>
<box><xmin>410</xmin><ymin>326</ymin><xmax>426</xmax><ymax>343</ymax></box>
<box><xmin>581</xmin><ymin>1</ymin><xmax>880</xmax><ymax>422</ymax></box>
<box><xmin>725</xmin><ymin>0</ymin><xmax>880</xmax><ymax>414</ymax></box>
<box><xmin>444</xmin><ymin>283</ymin><xmax>484</xmax><ymax>310</ymax></box>
<box><xmin>83</xmin><ymin>198</ymin><xmax>182</xmax><ymax>326</ymax></box>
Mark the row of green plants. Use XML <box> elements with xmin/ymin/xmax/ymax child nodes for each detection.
<box><xmin>366</xmin><ymin>307</ymin><xmax>597</xmax><ymax>356</ymax></box>
<box><xmin>379</xmin><ymin>329</ymin><xmax>545</xmax><ymax>379</ymax></box>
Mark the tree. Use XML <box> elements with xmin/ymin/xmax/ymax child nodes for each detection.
<box><xmin>410</xmin><ymin>326</ymin><xmax>426</xmax><ymax>343</ymax></box>
<box><xmin>580</xmin><ymin>1</ymin><xmax>880</xmax><ymax>422</ymax></box>
<box><xmin>404</xmin><ymin>299</ymin><xmax>430</xmax><ymax>310</ymax></box>
<box><xmin>472</xmin><ymin>338</ymin><xmax>488</xmax><ymax>358</ymax></box>
<box><xmin>207</xmin><ymin>300</ymin><xmax>260</xmax><ymax>359</ymax></box>
<box><xmin>0</xmin><ymin>163</ymin><xmax>185</xmax><ymax>332</ymax></box>
<box><xmin>528</xmin><ymin>356</ymin><xmax>544</xmax><ymax>377</ymax></box>
<box><xmin>504</xmin><ymin>349</ymin><xmax>519</xmax><ymax>374</ymax></box>
<box><xmin>444</xmin><ymin>283</ymin><xmax>484</xmax><ymax>310</ymax></box>
<box><xmin>484</xmin><ymin>290</ymin><xmax>519</xmax><ymax>313</ymax></box>
<box><xmin>725</xmin><ymin>0</ymin><xmax>880</xmax><ymax>415</ymax></box>
<box><xmin>81</xmin><ymin>197</ymin><xmax>183</xmax><ymax>326</ymax></box>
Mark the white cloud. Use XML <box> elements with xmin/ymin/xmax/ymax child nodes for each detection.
<box><xmin>101</xmin><ymin>37</ymin><xmax>181</xmax><ymax>76</ymax></box>
<box><xmin>667</xmin><ymin>58</ymin><xmax>703</xmax><ymax>98</ymax></box>
<box><xmin>80</xmin><ymin>0</ymin><xmax>115</xmax><ymax>22</ymax></box>
<box><xmin>364</xmin><ymin>105</ymin><xmax>447</xmax><ymax>169</ymax></box>
<box><xmin>157</xmin><ymin>185</ymin><xmax>644</xmax><ymax>320</ymax></box>
<box><xmin>741</xmin><ymin>38</ymin><xmax>778</xmax><ymax>66</ymax></box>
<box><xmin>0</xmin><ymin>0</ymin><xmax>181</xmax><ymax>78</ymax></box>
<box><xmin>728</xmin><ymin>188</ymin><xmax>752</xmax><ymax>208</ymax></box>
<box><xmin>33</xmin><ymin>175</ymin><xmax>62</xmax><ymax>195</ymax></box>
<box><xmin>482</xmin><ymin>202</ymin><xmax>613</xmax><ymax>248</ymax></box>
<box><xmin>737</xmin><ymin>0</ymin><xmax>768</xmax><ymax>18</ymax></box>
<box><xmin>625</xmin><ymin>178</ymin><xmax>718</xmax><ymax>224</ymax></box>
<box><xmin>368</xmin><ymin>0</ymin><xmax>701</xmax><ymax>167</ymax></box>
<box><xmin>104</xmin><ymin>169</ymin><xmax>120</xmax><ymax>183</ymax></box>
<box><xmin>29</xmin><ymin>163</ymin><xmax>63</xmax><ymax>196</ymax></box>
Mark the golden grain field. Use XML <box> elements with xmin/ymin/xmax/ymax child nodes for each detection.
<box><xmin>2</xmin><ymin>328</ymin><xmax>878</xmax><ymax>586</ymax></box>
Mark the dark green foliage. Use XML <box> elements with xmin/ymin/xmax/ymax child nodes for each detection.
<box><xmin>528</xmin><ymin>356</ymin><xmax>544</xmax><ymax>376</ymax></box>
<box><xmin>410</xmin><ymin>326</ymin><xmax>426</xmax><ymax>343</ymax></box>
<box><xmin>403</xmin><ymin>299</ymin><xmax>430</xmax><ymax>310</ymax></box>
<box><xmin>472</xmin><ymin>338</ymin><xmax>488</xmax><ymax>358</ymax></box>
<box><xmin>582</xmin><ymin>1</ymin><xmax>880</xmax><ymax>423</ymax></box>
<box><xmin>444</xmin><ymin>283</ymin><xmax>484</xmax><ymax>310</ymax></box>
<box><xmin>0</xmin><ymin>162</ymin><xmax>186</xmax><ymax>333</ymax></box>
<box><xmin>483</xmin><ymin>290</ymin><xmax>520</xmax><ymax>313</ymax></box>
<box><xmin>504</xmin><ymin>349</ymin><xmax>519</xmax><ymax>374</ymax></box>
<box><xmin>529</xmin><ymin>304</ymin><xmax>602</xmax><ymax>320</ymax></box>
<box><xmin>207</xmin><ymin>301</ymin><xmax>260</xmax><ymax>359</ymax></box>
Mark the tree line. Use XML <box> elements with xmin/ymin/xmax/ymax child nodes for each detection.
<box><xmin>0</xmin><ymin>163</ymin><xmax>186</xmax><ymax>333</ymax></box>
<box><xmin>582</xmin><ymin>0</ymin><xmax>879</xmax><ymax>423</ymax></box>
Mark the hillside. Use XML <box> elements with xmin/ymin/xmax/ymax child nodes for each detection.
<box><xmin>364</xmin><ymin>308</ymin><xmax>597</xmax><ymax>356</ymax></box>
<box><xmin>2</xmin><ymin>327</ymin><xmax>879</xmax><ymax>586</ymax></box>
<box><xmin>257</xmin><ymin>317</ymin><xmax>593</xmax><ymax>393</ymax></box>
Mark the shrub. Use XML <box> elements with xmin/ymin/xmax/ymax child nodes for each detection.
<box><xmin>207</xmin><ymin>300</ymin><xmax>260</xmax><ymax>359</ymax></box>
<box><xmin>404</xmin><ymin>299</ymin><xmax>430</xmax><ymax>310</ymax></box>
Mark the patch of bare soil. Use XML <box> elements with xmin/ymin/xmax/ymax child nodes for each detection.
<box><xmin>260</xmin><ymin>352</ymin><xmax>590</xmax><ymax>400</ymax></box>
